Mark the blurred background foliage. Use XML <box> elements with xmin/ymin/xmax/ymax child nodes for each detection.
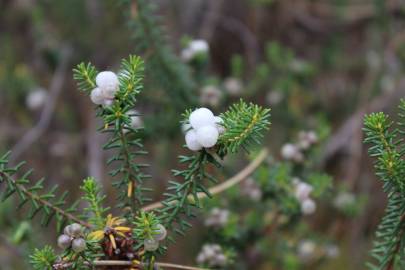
<box><xmin>1</xmin><ymin>0</ymin><xmax>405</xmax><ymax>269</ymax></box>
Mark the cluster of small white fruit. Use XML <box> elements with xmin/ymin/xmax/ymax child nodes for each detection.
<box><xmin>184</xmin><ymin>108</ymin><xmax>225</xmax><ymax>151</ymax></box>
<box><xmin>281</xmin><ymin>130</ymin><xmax>318</xmax><ymax>163</ymax></box>
<box><xmin>196</xmin><ymin>244</ymin><xmax>227</xmax><ymax>267</ymax></box>
<box><xmin>57</xmin><ymin>223</ymin><xmax>86</xmax><ymax>253</ymax></box>
<box><xmin>181</xmin><ymin>39</ymin><xmax>209</xmax><ymax>62</ymax></box>
<box><xmin>293</xmin><ymin>178</ymin><xmax>316</xmax><ymax>215</ymax></box>
<box><xmin>90</xmin><ymin>71</ymin><xmax>119</xmax><ymax>106</ymax></box>
<box><xmin>297</xmin><ymin>240</ymin><xmax>340</xmax><ymax>262</ymax></box>
<box><xmin>143</xmin><ymin>224</ymin><xmax>167</xmax><ymax>252</ymax></box>
<box><xmin>204</xmin><ymin>207</ymin><xmax>230</xmax><ymax>228</ymax></box>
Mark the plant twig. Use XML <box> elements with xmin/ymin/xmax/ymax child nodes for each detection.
<box><xmin>0</xmin><ymin>171</ymin><xmax>91</xmax><ymax>228</ymax></box>
<box><xmin>58</xmin><ymin>260</ymin><xmax>209</xmax><ymax>270</ymax></box>
<box><xmin>142</xmin><ymin>148</ymin><xmax>268</xmax><ymax>212</ymax></box>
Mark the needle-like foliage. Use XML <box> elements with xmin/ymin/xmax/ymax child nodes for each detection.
<box><xmin>3</xmin><ymin>52</ymin><xmax>271</xmax><ymax>269</ymax></box>
<box><xmin>364</xmin><ymin>100</ymin><xmax>405</xmax><ymax>270</ymax></box>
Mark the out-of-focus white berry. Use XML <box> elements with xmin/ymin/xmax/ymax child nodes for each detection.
<box><xmin>189</xmin><ymin>108</ymin><xmax>215</xmax><ymax>130</ymax></box>
<box><xmin>298</xmin><ymin>131</ymin><xmax>318</xmax><ymax>150</ymax></box>
<box><xmin>381</xmin><ymin>75</ymin><xmax>395</xmax><ymax>93</ymax></box>
<box><xmin>96</xmin><ymin>71</ymin><xmax>119</xmax><ymax>99</ymax></box>
<box><xmin>301</xmin><ymin>198</ymin><xmax>316</xmax><ymax>215</ymax></box>
<box><xmin>294</xmin><ymin>182</ymin><xmax>313</xmax><ymax>202</ymax></box>
<box><xmin>57</xmin><ymin>234</ymin><xmax>72</xmax><ymax>249</ymax></box>
<box><xmin>289</xmin><ymin>59</ymin><xmax>308</xmax><ymax>73</ymax></box>
<box><xmin>103</xmin><ymin>99</ymin><xmax>114</xmax><ymax>106</ymax></box>
<box><xmin>181</xmin><ymin>39</ymin><xmax>209</xmax><ymax>62</ymax></box>
<box><xmin>181</xmin><ymin>122</ymin><xmax>192</xmax><ymax>133</ymax></box>
<box><xmin>298</xmin><ymin>240</ymin><xmax>316</xmax><ymax>261</ymax></box>
<box><xmin>199</xmin><ymin>85</ymin><xmax>222</xmax><ymax>107</ymax></box>
<box><xmin>196</xmin><ymin>253</ymin><xmax>207</xmax><ymax>264</ymax></box>
<box><xmin>324</xmin><ymin>244</ymin><xmax>340</xmax><ymax>258</ymax></box>
<box><xmin>127</xmin><ymin>110</ymin><xmax>143</xmax><ymax>129</ymax></box>
<box><xmin>190</xmin><ymin>40</ymin><xmax>209</xmax><ymax>53</ymax></box>
<box><xmin>144</xmin><ymin>238</ymin><xmax>159</xmax><ymax>251</ymax></box>
<box><xmin>196</xmin><ymin>125</ymin><xmax>219</xmax><ymax>148</ymax></box>
<box><xmin>185</xmin><ymin>130</ymin><xmax>203</xmax><ymax>151</ymax></box>
<box><xmin>153</xmin><ymin>224</ymin><xmax>167</xmax><ymax>241</ymax></box>
<box><xmin>71</xmin><ymin>238</ymin><xmax>86</xmax><ymax>253</ymax></box>
<box><xmin>26</xmin><ymin>88</ymin><xmax>48</xmax><ymax>110</ymax></box>
<box><xmin>90</xmin><ymin>87</ymin><xmax>105</xmax><ymax>105</ymax></box>
<box><xmin>333</xmin><ymin>192</ymin><xmax>355</xmax><ymax>210</ymax></box>
<box><xmin>224</xmin><ymin>78</ymin><xmax>243</xmax><ymax>96</ymax></box>
<box><xmin>205</xmin><ymin>208</ymin><xmax>230</xmax><ymax>228</ymax></box>
<box><xmin>181</xmin><ymin>48</ymin><xmax>194</xmax><ymax>62</ymax></box>
<box><xmin>215</xmin><ymin>254</ymin><xmax>227</xmax><ymax>266</ymax></box>
<box><xmin>281</xmin><ymin>144</ymin><xmax>299</xmax><ymax>160</ymax></box>
<box><xmin>266</xmin><ymin>90</ymin><xmax>284</xmax><ymax>105</ymax></box>
<box><xmin>214</xmin><ymin>116</ymin><xmax>225</xmax><ymax>134</ymax></box>
<box><xmin>197</xmin><ymin>244</ymin><xmax>227</xmax><ymax>267</ymax></box>
<box><xmin>241</xmin><ymin>177</ymin><xmax>262</xmax><ymax>201</ymax></box>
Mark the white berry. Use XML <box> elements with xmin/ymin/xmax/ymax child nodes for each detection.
<box><xmin>64</xmin><ymin>223</ymin><xmax>82</xmax><ymax>237</ymax></box>
<box><xmin>90</xmin><ymin>87</ymin><xmax>105</xmax><ymax>105</ymax></box>
<box><xmin>26</xmin><ymin>88</ymin><xmax>48</xmax><ymax>110</ymax></box>
<box><xmin>153</xmin><ymin>224</ymin><xmax>167</xmax><ymax>241</ymax></box>
<box><xmin>144</xmin><ymin>238</ymin><xmax>159</xmax><ymax>251</ymax></box>
<box><xmin>96</xmin><ymin>71</ymin><xmax>119</xmax><ymax>99</ymax></box>
<box><xmin>72</xmin><ymin>238</ymin><xmax>86</xmax><ymax>253</ymax></box>
<box><xmin>185</xmin><ymin>130</ymin><xmax>203</xmax><ymax>151</ymax></box>
<box><xmin>294</xmin><ymin>182</ymin><xmax>313</xmax><ymax>202</ymax></box>
<box><xmin>196</xmin><ymin>126</ymin><xmax>219</xmax><ymax>148</ymax></box>
<box><xmin>57</xmin><ymin>234</ymin><xmax>71</xmax><ymax>249</ymax></box>
<box><xmin>189</xmin><ymin>108</ymin><xmax>215</xmax><ymax>130</ymax></box>
<box><xmin>301</xmin><ymin>199</ymin><xmax>316</xmax><ymax>215</ymax></box>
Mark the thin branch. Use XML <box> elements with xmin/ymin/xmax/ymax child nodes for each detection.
<box><xmin>10</xmin><ymin>46</ymin><xmax>72</xmax><ymax>164</ymax></box>
<box><xmin>142</xmin><ymin>148</ymin><xmax>268</xmax><ymax>212</ymax></box>
<box><xmin>58</xmin><ymin>260</ymin><xmax>209</xmax><ymax>270</ymax></box>
<box><xmin>0</xmin><ymin>171</ymin><xmax>91</xmax><ymax>228</ymax></box>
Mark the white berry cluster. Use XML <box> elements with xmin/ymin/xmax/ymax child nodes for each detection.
<box><xmin>90</xmin><ymin>71</ymin><xmax>120</xmax><ymax>106</ymax></box>
<box><xmin>297</xmin><ymin>130</ymin><xmax>318</xmax><ymax>150</ymax></box>
<box><xmin>204</xmin><ymin>207</ymin><xmax>230</xmax><ymax>228</ymax></box>
<box><xmin>184</xmin><ymin>108</ymin><xmax>225</xmax><ymax>151</ymax></box>
<box><xmin>293</xmin><ymin>178</ymin><xmax>316</xmax><ymax>215</ymax></box>
<box><xmin>240</xmin><ymin>177</ymin><xmax>262</xmax><ymax>201</ymax></box>
<box><xmin>196</xmin><ymin>244</ymin><xmax>227</xmax><ymax>267</ymax></box>
<box><xmin>181</xmin><ymin>39</ymin><xmax>209</xmax><ymax>62</ymax></box>
<box><xmin>280</xmin><ymin>130</ymin><xmax>318</xmax><ymax>163</ymax></box>
<box><xmin>57</xmin><ymin>223</ymin><xmax>86</xmax><ymax>253</ymax></box>
<box><xmin>143</xmin><ymin>224</ymin><xmax>167</xmax><ymax>252</ymax></box>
